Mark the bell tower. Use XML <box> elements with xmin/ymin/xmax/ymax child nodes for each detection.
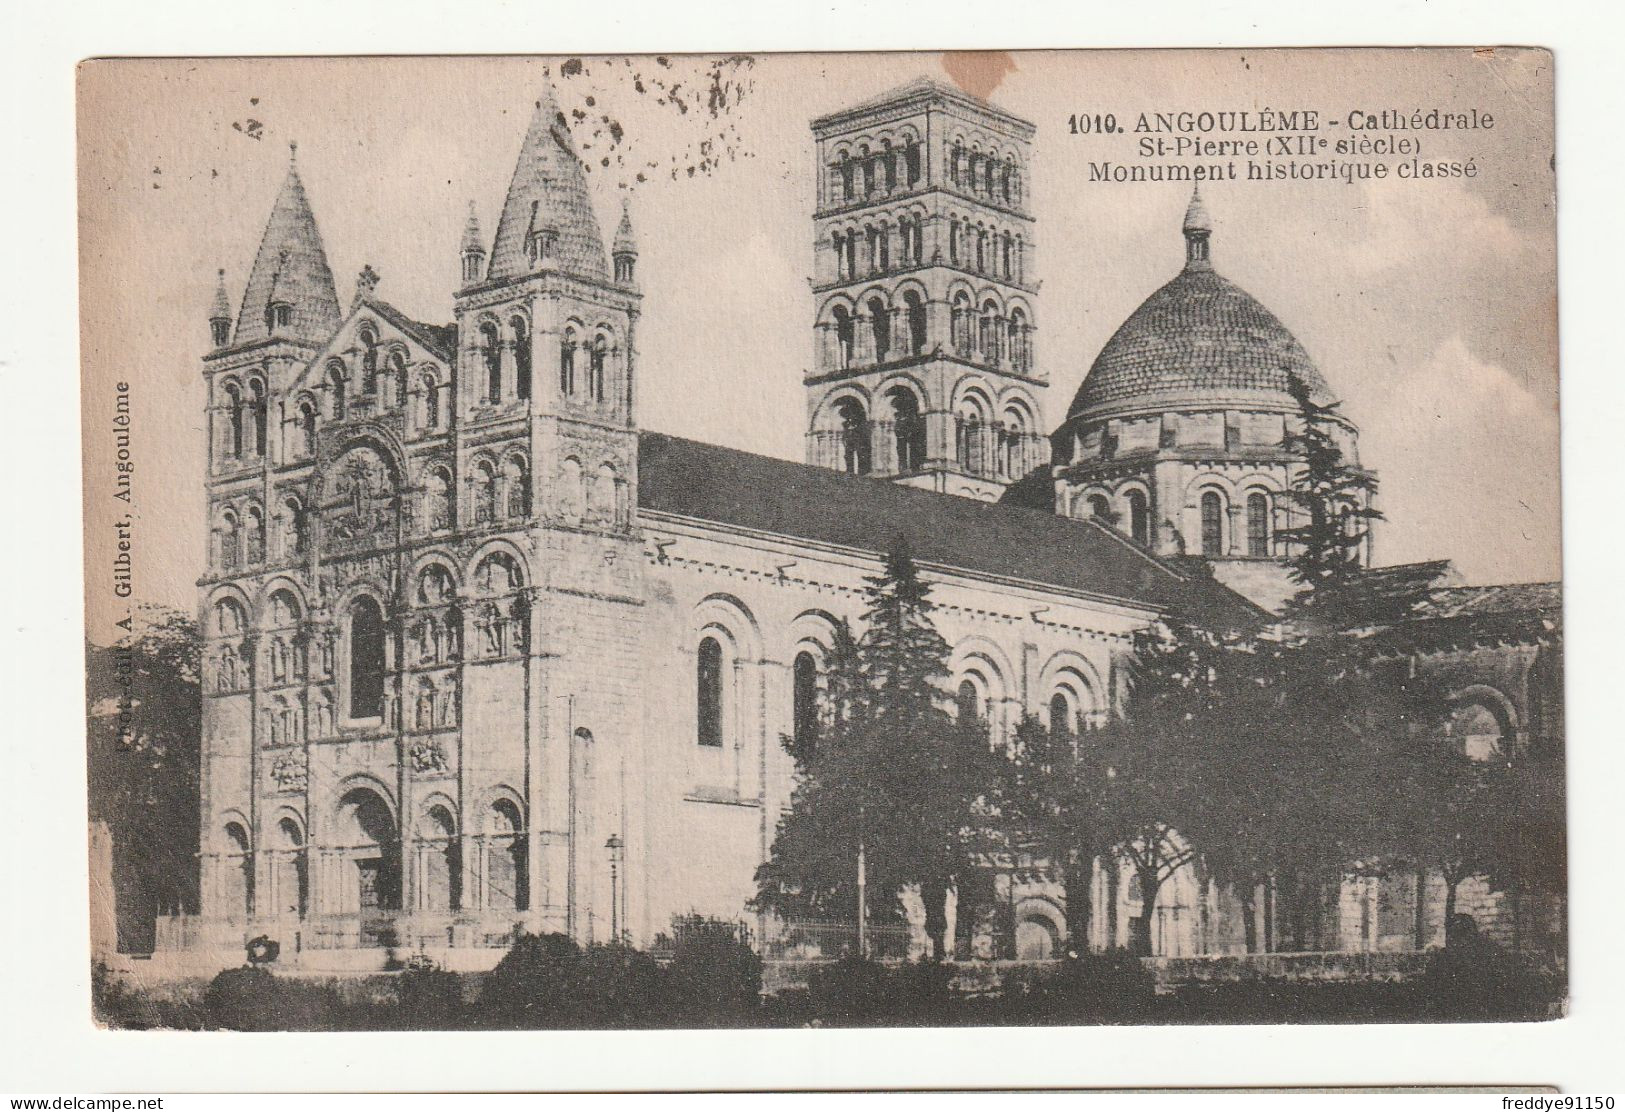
<box><xmin>806</xmin><ymin>79</ymin><xmax>1043</xmax><ymax>500</ymax></box>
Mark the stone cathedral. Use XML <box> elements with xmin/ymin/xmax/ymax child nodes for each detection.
<box><xmin>183</xmin><ymin>79</ymin><xmax>1561</xmax><ymax>971</ymax></box>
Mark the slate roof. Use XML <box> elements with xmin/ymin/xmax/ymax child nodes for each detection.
<box><xmin>1422</xmin><ymin>582</ymin><xmax>1563</xmax><ymax>620</ymax></box>
<box><xmin>637</xmin><ymin>432</ymin><xmax>1262</xmax><ymax>628</ymax></box>
<box><xmin>364</xmin><ymin>299</ymin><xmax>457</xmax><ymax>363</ymax></box>
<box><xmin>1068</xmin><ymin>202</ymin><xmax>1337</xmax><ymax>421</ymax></box>
<box><xmin>234</xmin><ymin>152</ymin><xmax>343</xmax><ymax>346</ymax></box>
<box><xmin>486</xmin><ymin>85</ymin><xmax>609</xmax><ymax>284</ymax></box>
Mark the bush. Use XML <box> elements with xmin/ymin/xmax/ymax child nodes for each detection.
<box><xmin>665</xmin><ymin>915</ymin><xmax>763</xmax><ymax>1025</ymax></box>
<box><xmin>395</xmin><ymin>955</ymin><xmax>466</xmax><ymax>1027</ymax></box>
<box><xmin>481</xmin><ymin>932</ymin><xmax>584</xmax><ymax>1027</ymax></box>
<box><xmin>794</xmin><ymin>957</ymin><xmax>956</xmax><ymax>1026</ymax></box>
<box><xmin>576</xmin><ymin>943</ymin><xmax>667</xmax><ymax>1027</ymax></box>
<box><xmin>1001</xmin><ymin>950</ymin><xmax>1156</xmax><ymax>1023</ymax></box>
<box><xmin>202</xmin><ymin>965</ymin><xmax>338</xmax><ymax>1030</ymax></box>
<box><xmin>1419</xmin><ymin>941</ymin><xmax>1565</xmax><ymax>1021</ymax></box>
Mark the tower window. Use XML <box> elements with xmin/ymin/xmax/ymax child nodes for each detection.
<box><xmin>792</xmin><ymin>651</ymin><xmax>819</xmax><ymax>755</ymax></box>
<box><xmin>697</xmin><ymin>636</ymin><xmax>724</xmax><ymax>747</ymax></box>
<box><xmin>480</xmin><ymin>322</ymin><xmax>502</xmax><ymax>403</ymax></box>
<box><xmin>1127</xmin><ymin>489</ymin><xmax>1150</xmax><ymax>546</ymax></box>
<box><xmin>348</xmin><ymin>596</ymin><xmax>387</xmax><ymax>720</ymax></box>
<box><xmin>867</xmin><ymin>297</ymin><xmax>891</xmax><ymax>363</ymax></box>
<box><xmin>887</xmin><ymin>388</ymin><xmax>925</xmax><ymax>473</ymax></box>
<box><xmin>835</xmin><ymin>398</ymin><xmax>871</xmax><ymax>475</ymax></box>
<box><xmin>956</xmin><ymin>679</ymin><xmax>980</xmax><ymax>723</ymax></box>
<box><xmin>512</xmin><ymin>317</ymin><xmax>531</xmax><ymax>401</ymax></box>
<box><xmin>560</xmin><ymin>330</ymin><xmax>577</xmax><ymax>396</ymax></box>
<box><xmin>1201</xmin><ymin>491</ymin><xmax>1225</xmax><ymax>556</ymax></box>
<box><xmin>1087</xmin><ymin>494</ymin><xmax>1110</xmax><ymax>520</ymax></box>
<box><xmin>1247</xmin><ymin>492</ymin><xmax>1271</xmax><ymax>557</ymax></box>
<box><xmin>590</xmin><ymin>336</ymin><xmax>607</xmax><ymax>403</ymax></box>
<box><xmin>904</xmin><ymin>291</ymin><xmax>927</xmax><ymax>356</ymax></box>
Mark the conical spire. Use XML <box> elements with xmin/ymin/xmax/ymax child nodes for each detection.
<box><xmin>461</xmin><ymin>201</ymin><xmax>484</xmax><ymax>254</ymax></box>
<box><xmin>1182</xmin><ymin>185</ymin><xmax>1213</xmax><ymax>269</ymax></box>
<box><xmin>211</xmin><ymin>268</ymin><xmax>233</xmax><ymax>321</ymax></box>
<box><xmin>234</xmin><ymin>143</ymin><xmax>343</xmax><ymax>344</ymax></box>
<box><xmin>487</xmin><ymin>82</ymin><xmax>609</xmax><ymax>282</ymax></box>
<box><xmin>613</xmin><ymin>198</ymin><xmax>638</xmax><ymax>257</ymax></box>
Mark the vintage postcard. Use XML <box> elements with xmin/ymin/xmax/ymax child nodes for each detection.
<box><xmin>78</xmin><ymin>49</ymin><xmax>1562</xmax><ymax>1031</ymax></box>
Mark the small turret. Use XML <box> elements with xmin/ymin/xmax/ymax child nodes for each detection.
<box><xmin>460</xmin><ymin>201</ymin><xmax>486</xmax><ymax>286</ymax></box>
<box><xmin>1182</xmin><ymin>184</ymin><xmax>1213</xmax><ymax>269</ymax></box>
<box><xmin>210</xmin><ymin>268</ymin><xmax>233</xmax><ymax>348</ymax></box>
<box><xmin>612</xmin><ymin>199</ymin><xmax>638</xmax><ymax>286</ymax></box>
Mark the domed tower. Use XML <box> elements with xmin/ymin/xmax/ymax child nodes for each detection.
<box><xmin>806</xmin><ymin>79</ymin><xmax>1043</xmax><ymax>500</ymax></box>
<box><xmin>1051</xmin><ymin>187</ymin><xmax>1365</xmax><ymax>612</ymax></box>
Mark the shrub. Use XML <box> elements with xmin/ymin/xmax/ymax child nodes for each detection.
<box><xmin>795</xmin><ymin>957</ymin><xmax>955</xmax><ymax>1026</ymax></box>
<box><xmin>1419</xmin><ymin>941</ymin><xmax>1565</xmax><ymax>1021</ymax></box>
<box><xmin>396</xmin><ymin>954</ymin><xmax>466</xmax><ymax>1027</ymax></box>
<box><xmin>202</xmin><ymin>965</ymin><xmax>347</xmax><ymax>1030</ymax></box>
<box><xmin>1002</xmin><ymin>950</ymin><xmax>1156</xmax><ymax>1023</ymax></box>
<box><xmin>664</xmin><ymin>915</ymin><xmax>763</xmax><ymax>1025</ymax></box>
<box><xmin>480</xmin><ymin>932</ymin><xmax>584</xmax><ymax>1027</ymax></box>
<box><xmin>575</xmin><ymin>943</ymin><xmax>667</xmax><ymax>1027</ymax></box>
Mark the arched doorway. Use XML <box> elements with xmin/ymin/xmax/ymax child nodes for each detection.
<box><xmin>1015</xmin><ymin>912</ymin><xmax>1061</xmax><ymax>961</ymax></box>
<box><xmin>335</xmin><ymin>786</ymin><xmax>400</xmax><ymax>916</ymax></box>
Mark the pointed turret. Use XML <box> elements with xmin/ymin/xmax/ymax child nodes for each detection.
<box><xmin>487</xmin><ymin>81</ymin><xmax>609</xmax><ymax>283</ymax></box>
<box><xmin>460</xmin><ymin>201</ymin><xmax>487</xmax><ymax>286</ymax></box>
<box><xmin>1182</xmin><ymin>185</ymin><xmax>1213</xmax><ymax>269</ymax></box>
<box><xmin>612</xmin><ymin>199</ymin><xmax>638</xmax><ymax>286</ymax></box>
<box><xmin>234</xmin><ymin>142</ymin><xmax>343</xmax><ymax>345</ymax></box>
<box><xmin>209</xmin><ymin>268</ymin><xmax>233</xmax><ymax>348</ymax></box>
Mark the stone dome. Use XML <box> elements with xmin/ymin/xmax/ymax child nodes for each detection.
<box><xmin>1067</xmin><ymin>191</ymin><xmax>1337</xmax><ymax>422</ymax></box>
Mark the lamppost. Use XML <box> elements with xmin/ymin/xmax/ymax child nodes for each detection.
<box><xmin>605</xmin><ymin>834</ymin><xmax>624</xmax><ymax>942</ymax></box>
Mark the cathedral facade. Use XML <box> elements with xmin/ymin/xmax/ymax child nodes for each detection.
<box><xmin>183</xmin><ymin>79</ymin><xmax>1561</xmax><ymax>971</ymax></box>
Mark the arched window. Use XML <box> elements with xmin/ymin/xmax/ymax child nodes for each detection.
<box><xmin>511</xmin><ymin>317</ymin><xmax>531</xmax><ymax>401</ymax></box>
<box><xmin>281</xmin><ymin>497</ymin><xmax>306</xmax><ymax>557</ymax></box>
<box><xmin>348</xmin><ymin>596</ymin><xmax>386</xmax><ymax>720</ymax></box>
<box><xmin>486</xmin><ymin>799</ymin><xmax>528</xmax><ymax>911</ymax></box>
<box><xmin>222</xmin><ymin>821</ymin><xmax>253</xmax><ymax>919</ymax></box>
<box><xmin>421</xmin><ymin>805</ymin><xmax>460</xmax><ymax>911</ymax></box>
<box><xmin>951</xmin><ymin>293</ymin><xmax>972</xmax><ymax>355</ymax></box>
<box><xmin>503</xmin><ymin>457</ymin><xmax>529</xmax><ymax>519</ymax></box>
<box><xmin>832</xmin><ymin>231</ymin><xmax>847</xmax><ymax>280</ymax></box>
<box><xmin>297</xmin><ymin>398</ymin><xmax>318</xmax><ymax>456</ymax></box>
<box><xmin>832</xmin><ymin>305</ymin><xmax>855</xmax><ymax>370</ymax></box>
<box><xmin>1049</xmin><ymin>692</ymin><xmax>1074</xmax><ymax>736</ymax></box>
<box><xmin>887</xmin><ymin>388</ymin><xmax>925</xmax><ymax>474</ymax></box>
<box><xmin>1247</xmin><ymin>492</ymin><xmax>1271</xmax><ymax>557</ymax></box>
<box><xmin>219</xmin><ymin>510</ymin><xmax>241</xmax><ymax>570</ymax></box>
<box><xmin>559</xmin><ymin>328</ymin><xmax>577</xmax><ymax>396</ymax></box>
<box><xmin>328</xmin><ymin>363</ymin><xmax>346</xmax><ymax>420</ymax></box>
<box><xmin>867</xmin><ymin>297</ymin><xmax>890</xmax><ymax>362</ymax></box>
<box><xmin>697</xmin><ymin>636</ymin><xmax>724</xmax><ymax>747</ymax></box>
<box><xmin>480</xmin><ymin>322</ymin><xmax>502</xmax><ymax>403</ymax></box>
<box><xmin>979</xmin><ymin>299</ymin><xmax>1001</xmax><ymax>363</ymax></box>
<box><xmin>472</xmin><ymin>460</ymin><xmax>497</xmax><ymax>524</ymax></box>
<box><xmin>948</xmin><ymin>216</ymin><xmax>961</xmax><ymax>264</ymax></box>
<box><xmin>1001</xmin><ymin>408</ymin><xmax>1029</xmax><ymax>478</ymax></box>
<box><xmin>590</xmin><ymin>335</ymin><xmax>608</xmax><ymax>403</ymax></box>
<box><xmin>419</xmin><ymin>376</ymin><xmax>440</xmax><ymax>430</ymax></box>
<box><xmin>1452</xmin><ymin>703</ymin><xmax>1505</xmax><ymax>762</ymax></box>
<box><xmin>424</xmin><ymin>467</ymin><xmax>451</xmax><ymax>531</ymax></box>
<box><xmin>358</xmin><ymin>328</ymin><xmax>379</xmax><ymax>394</ymax></box>
<box><xmin>387</xmin><ymin>350</ymin><xmax>408</xmax><ymax>407</ymax></box>
<box><xmin>793</xmin><ymin>651</ymin><xmax>820</xmax><ymax>755</ymax></box>
<box><xmin>836</xmin><ymin>398</ymin><xmax>871</xmax><ymax>475</ymax></box>
<box><xmin>274</xmin><ymin>817</ymin><xmax>307</xmax><ymax>916</ymax></box>
<box><xmin>1200</xmin><ymin>491</ymin><xmax>1225</xmax><ymax>557</ymax></box>
<box><xmin>904</xmin><ymin>291</ymin><xmax>927</xmax><ymax>355</ymax></box>
<box><xmin>248</xmin><ymin>381</ymin><xmax>267</xmax><ymax>457</ymax></box>
<box><xmin>1087</xmin><ymin>494</ymin><xmax>1110</xmax><ymax>520</ymax></box>
<box><xmin>956</xmin><ymin>679</ymin><xmax>981</xmax><ymax>723</ymax></box>
<box><xmin>222</xmin><ymin>383</ymin><xmax>243</xmax><ymax>459</ymax></box>
<box><xmin>1127</xmin><ymin>490</ymin><xmax>1150</xmax><ymax>546</ymax></box>
<box><xmin>244</xmin><ymin>506</ymin><xmax>265</xmax><ymax>564</ymax></box>
<box><xmin>905</xmin><ymin>140</ymin><xmax>921</xmax><ymax>185</ymax></box>
<box><xmin>1008</xmin><ymin>308</ymin><xmax>1029</xmax><ymax>372</ymax></box>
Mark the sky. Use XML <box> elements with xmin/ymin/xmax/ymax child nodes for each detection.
<box><xmin>77</xmin><ymin>50</ymin><xmax>1559</xmax><ymax>639</ymax></box>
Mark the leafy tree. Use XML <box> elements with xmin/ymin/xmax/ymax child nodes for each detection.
<box><xmin>1277</xmin><ymin>371</ymin><xmax>1384</xmax><ymax>625</ymax></box>
<box><xmin>85</xmin><ymin>605</ymin><xmax>202</xmax><ymax>951</ymax></box>
<box><xmin>755</xmin><ymin>540</ymin><xmax>1000</xmax><ymax>961</ymax></box>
